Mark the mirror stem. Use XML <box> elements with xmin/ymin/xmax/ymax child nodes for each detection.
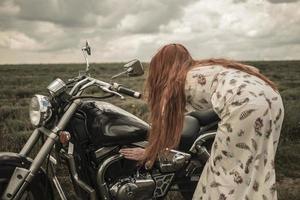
<box><xmin>82</xmin><ymin>49</ymin><xmax>90</xmax><ymax>73</ymax></box>
<box><xmin>111</xmin><ymin>67</ymin><xmax>133</xmax><ymax>79</ymax></box>
<box><xmin>111</xmin><ymin>71</ymin><xmax>127</xmax><ymax>79</ymax></box>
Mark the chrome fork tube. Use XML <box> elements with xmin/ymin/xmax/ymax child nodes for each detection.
<box><xmin>29</xmin><ymin>99</ymin><xmax>80</xmax><ymax>175</ymax></box>
<box><xmin>19</xmin><ymin>129</ymin><xmax>40</xmax><ymax>157</ymax></box>
<box><xmin>2</xmin><ymin>99</ymin><xmax>81</xmax><ymax>200</ymax></box>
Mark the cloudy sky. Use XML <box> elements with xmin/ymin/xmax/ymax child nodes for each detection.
<box><xmin>0</xmin><ymin>0</ymin><xmax>299</xmax><ymax>64</ymax></box>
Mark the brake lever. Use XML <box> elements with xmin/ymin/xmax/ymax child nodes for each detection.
<box><xmin>100</xmin><ymin>86</ymin><xmax>125</xmax><ymax>100</ymax></box>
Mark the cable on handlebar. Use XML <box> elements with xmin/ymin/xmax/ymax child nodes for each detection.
<box><xmin>70</xmin><ymin>94</ymin><xmax>114</xmax><ymax>101</ymax></box>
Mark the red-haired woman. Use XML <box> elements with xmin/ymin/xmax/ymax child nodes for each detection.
<box><xmin>120</xmin><ymin>44</ymin><xmax>284</xmax><ymax>200</ymax></box>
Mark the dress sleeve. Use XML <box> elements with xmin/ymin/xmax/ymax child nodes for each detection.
<box><xmin>185</xmin><ymin>72</ymin><xmax>196</xmax><ymax>113</ymax></box>
<box><xmin>185</xmin><ymin>67</ymin><xmax>215</xmax><ymax>112</ymax></box>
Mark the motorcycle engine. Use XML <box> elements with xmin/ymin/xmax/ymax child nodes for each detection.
<box><xmin>157</xmin><ymin>149</ymin><xmax>191</xmax><ymax>173</ymax></box>
<box><xmin>109</xmin><ymin>174</ymin><xmax>155</xmax><ymax>200</ymax></box>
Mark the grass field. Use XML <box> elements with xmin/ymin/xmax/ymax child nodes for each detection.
<box><xmin>0</xmin><ymin>61</ymin><xmax>299</xmax><ymax>199</ymax></box>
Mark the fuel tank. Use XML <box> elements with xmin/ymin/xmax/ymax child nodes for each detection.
<box><xmin>69</xmin><ymin>101</ymin><xmax>149</xmax><ymax>147</ymax></box>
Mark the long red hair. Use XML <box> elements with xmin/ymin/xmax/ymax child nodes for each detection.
<box><xmin>144</xmin><ymin>43</ymin><xmax>277</xmax><ymax>167</ymax></box>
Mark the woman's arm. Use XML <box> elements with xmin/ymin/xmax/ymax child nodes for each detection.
<box><xmin>119</xmin><ymin>147</ymin><xmax>145</xmax><ymax>161</ymax></box>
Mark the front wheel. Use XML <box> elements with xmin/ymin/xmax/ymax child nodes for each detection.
<box><xmin>176</xmin><ymin>178</ymin><xmax>198</xmax><ymax>200</ymax></box>
<box><xmin>0</xmin><ymin>165</ymin><xmax>53</xmax><ymax>200</ymax></box>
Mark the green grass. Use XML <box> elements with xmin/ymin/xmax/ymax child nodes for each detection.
<box><xmin>0</xmin><ymin>61</ymin><xmax>299</xmax><ymax>199</ymax></box>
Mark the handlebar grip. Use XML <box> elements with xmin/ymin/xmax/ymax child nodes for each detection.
<box><xmin>117</xmin><ymin>86</ymin><xmax>142</xmax><ymax>99</ymax></box>
<box><xmin>118</xmin><ymin>86</ymin><xmax>142</xmax><ymax>99</ymax></box>
<box><xmin>112</xmin><ymin>83</ymin><xmax>141</xmax><ymax>99</ymax></box>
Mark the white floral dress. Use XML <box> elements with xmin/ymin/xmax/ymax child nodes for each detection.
<box><xmin>185</xmin><ymin>64</ymin><xmax>284</xmax><ymax>200</ymax></box>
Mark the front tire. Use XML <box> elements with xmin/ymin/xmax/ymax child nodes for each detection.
<box><xmin>0</xmin><ymin>164</ymin><xmax>53</xmax><ymax>200</ymax></box>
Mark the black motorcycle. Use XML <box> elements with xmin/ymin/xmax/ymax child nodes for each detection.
<box><xmin>0</xmin><ymin>42</ymin><xmax>219</xmax><ymax>200</ymax></box>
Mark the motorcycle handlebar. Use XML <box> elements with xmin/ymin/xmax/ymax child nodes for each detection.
<box><xmin>112</xmin><ymin>83</ymin><xmax>142</xmax><ymax>99</ymax></box>
<box><xmin>72</xmin><ymin>77</ymin><xmax>142</xmax><ymax>99</ymax></box>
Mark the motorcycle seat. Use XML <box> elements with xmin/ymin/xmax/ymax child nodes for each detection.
<box><xmin>187</xmin><ymin>109</ymin><xmax>220</xmax><ymax>126</ymax></box>
<box><xmin>178</xmin><ymin>109</ymin><xmax>220</xmax><ymax>152</ymax></box>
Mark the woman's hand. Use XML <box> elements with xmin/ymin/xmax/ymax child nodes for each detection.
<box><xmin>119</xmin><ymin>147</ymin><xmax>145</xmax><ymax>161</ymax></box>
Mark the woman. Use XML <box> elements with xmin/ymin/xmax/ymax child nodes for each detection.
<box><xmin>120</xmin><ymin>44</ymin><xmax>284</xmax><ymax>200</ymax></box>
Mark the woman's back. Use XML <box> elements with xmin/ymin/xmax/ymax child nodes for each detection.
<box><xmin>185</xmin><ymin>64</ymin><xmax>280</xmax><ymax>116</ymax></box>
<box><xmin>186</xmin><ymin>64</ymin><xmax>284</xmax><ymax>200</ymax></box>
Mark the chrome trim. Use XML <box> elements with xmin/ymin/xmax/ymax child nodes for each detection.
<box><xmin>94</xmin><ymin>146</ymin><xmax>117</xmax><ymax>159</ymax></box>
<box><xmin>49</xmin><ymin>155</ymin><xmax>57</xmax><ymax>165</ymax></box>
<box><xmin>111</xmin><ymin>71</ymin><xmax>128</xmax><ymax>79</ymax></box>
<box><xmin>29</xmin><ymin>94</ymin><xmax>52</xmax><ymax>127</ymax></box>
<box><xmin>66</xmin><ymin>142</ymin><xmax>97</xmax><ymax>200</ymax></box>
<box><xmin>52</xmin><ymin>176</ymin><xmax>67</xmax><ymax>200</ymax></box>
<box><xmin>97</xmin><ymin>154</ymin><xmax>123</xmax><ymax>200</ymax></box>
<box><xmin>69</xmin><ymin>77</ymin><xmax>90</xmax><ymax>95</ymax></box>
<box><xmin>153</xmin><ymin>173</ymin><xmax>175</xmax><ymax>198</ymax></box>
<box><xmin>93</xmin><ymin>78</ymin><xmax>112</xmax><ymax>88</ymax></box>
<box><xmin>68</xmin><ymin>142</ymin><xmax>74</xmax><ymax>155</ymax></box>
<box><xmin>19</xmin><ymin>129</ymin><xmax>40</xmax><ymax>157</ymax></box>
<box><xmin>133</xmin><ymin>91</ymin><xmax>140</xmax><ymax>98</ymax></box>
<box><xmin>80</xmin><ymin>80</ymin><xmax>95</xmax><ymax>91</ymax></box>
<box><xmin>38</xmin><ymin>127</ymin><xmax>52</xmax><ymax>137</ymax></box>
<box><xmin>189</xmin><ymin>131</ymin><xmax>217</xmax><ymax>153</ymax></box>
<box><xmin>47</xmin><ymin>78</ymin><xmax>66</xmax><ymax>96</ymax></box>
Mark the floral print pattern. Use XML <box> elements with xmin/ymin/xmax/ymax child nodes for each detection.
<box><xmin>185</xmin><ymin>65</ymin><xmax>284</xmax><ymax>200</ymax></box>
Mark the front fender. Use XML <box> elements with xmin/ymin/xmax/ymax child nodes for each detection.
<box><xmin>0</xmin><ymin>152</ymin><xmax>32</xmax><ymax>167</ymax></box>
<box><xmin>0</xmin><ymin>152</ymin><xmax>53</xmax><ymax>198</ymax></box>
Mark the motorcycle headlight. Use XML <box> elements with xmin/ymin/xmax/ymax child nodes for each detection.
<box><xmin>29</xmin><ymin>95</ymin><xmax>52</xmax><ymax>127</ymax></box>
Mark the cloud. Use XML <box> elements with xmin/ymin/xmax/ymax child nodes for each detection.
<box><xmin>0</xmin><ymin>31</ymin><xmax>41</xmax><ymax>50</ymax></box>
<box><xmin>266</xmin><ymin>0</ymin><xmax>300</xmax><ymax>3</ymax></box>
<box><xmin>234</xmin><ymin>0</ymin><xmax>300</xmax><ymax>3</ymax></box>
<box><xmin>14</xmin><ymin>0</ymin><xmax>97</xmax><ymax>27</ymax></box>
<box><xmin>12</xmin><ymin>0</ymin><xmax>192</xmax><ymax>31</ymax></box>
<box><xmin>117</xmin><ymin>0</ymin><xmax>192</xmax><ymax>33</ymax></box>
<box><xmin>0</xmin><ymin>0</ymin><xmax>299</xmax><ymax>64</ymax></box>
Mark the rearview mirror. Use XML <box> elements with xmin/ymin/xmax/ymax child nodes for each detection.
<box><xmin>83</xmin><ymin>41</ymin><xmax>91</xmax><ymax>55</ymax></box>
<box><xmin>124</xmin><ymin>59</ymin><xmax>144</xmax><ymax>77</ymax></box>
<box><xmin>111</xmin><ymin>59</ymin><xmax>144</xmax><ymax>79</ymax></box>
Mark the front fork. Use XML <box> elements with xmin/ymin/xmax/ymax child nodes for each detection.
<box><xmin>1</xmin><ymin>99</ymin><xmax>81</xmax><ymax>200</ymax></box>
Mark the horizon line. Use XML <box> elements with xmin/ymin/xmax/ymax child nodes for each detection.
<box><xmin>1</xmin><ymin>59</ymin><xmax>300</xmax><ymax>66</ymax></box>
